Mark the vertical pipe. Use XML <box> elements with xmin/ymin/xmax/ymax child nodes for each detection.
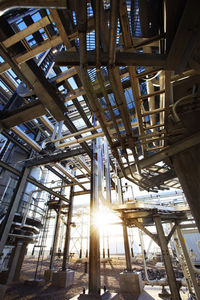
<box><xmin>89</xmin><ymin>139</ymin><xmax>100</xmax><ymax>295</ymax></box>
<box><xmin>154</xmin><ymin>216</ymin><xmax>181</xmax><ymax>300</ymax></box>
<box><xmin>122</xmin><ymin>221</ymin><xmax>132</xmax><ymax>272</ymax></box>
<box><xmin>62</xmin><ymin>185</ymin><xmax>74</xmax><ymax>271</ymax></box>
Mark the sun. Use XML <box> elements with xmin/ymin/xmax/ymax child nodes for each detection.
<box><xmin>93</xmin><ymin>206</ymin><xmax>120</xmax><ymax>230</ymax></box>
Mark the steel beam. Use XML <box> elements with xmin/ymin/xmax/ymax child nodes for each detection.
<box><xmin>0</xmin><ymin>161</ymin><xmax>69</xmax><ymax>202</ymax></box>
<box><xmin>154</xmin><ymin>216</ymin><xmax>181</xmax><ymax>300</ymax></box>
<box><xmin>0</xmin><ymin>102</ymin><xmax>46</xmax><ymax>129</ymax></box>
<box><xmin>55</xmin><ymin>51</ymin><xmax>167</xmax><ymax>68</ymax></box>
<box><xmin>122</xmin><ymin>221</ymin><xmax>132</xmax><ymax>272</ymax></box>
<box><xmin>62</xmin><ymin>185</ymin><xmax>74</xmax><ymax>270</ymax></box>
<box><xmin>25</xmin><ymin>148</ymin><xmax>86</xmax><ymax>167</ymax></box>
<box><xmin>122</xmin><ymin>130</ymin><xmax>200</xmax><ymax>178</ymax></box>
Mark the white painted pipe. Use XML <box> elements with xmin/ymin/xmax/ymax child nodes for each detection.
<box><xmin>39</xmin><ymin>116</ymin><xmax>54</xmax><ymax>133</ymax></box>
<box><xmin>12</xmin><ymin>126</ymin><xmax>42</xmax><ymax>152</ymax></box>
<box><xmin>0</xmin><ymin>0</ymin><xmax>67</xmax><ymax>16</ymax></box>
<box><xmin>52</xmin><ymin>125</ymin><xmax>101</xmax><ymax>143</ymax></box>
<box><xmin>56</xmin><ymin>132</ymin><xmax>104</xmax><ymax>149</ymax></box>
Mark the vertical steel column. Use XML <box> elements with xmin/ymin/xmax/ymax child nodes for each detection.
<box><xmin>13</xmin><ymin>242</ymin><xmax>28</xmax><ymax>281</ymax></box>
<box><xmin>49</xmin><ymin>197</ymin><xmax>63</xmax><ymax>270</ymax></box>
<box><xmin>7</xmin><ymin>241</ymin><xmax>23</xmax><ymax>284</ymax></box>
<box><xmin>122</xmin><ymin>220</ymin><xmax>132</xmax><ymax>272</ymax></box>
<box><xmin>154</xmin><ymin>216</ymin><xmax>181</xmax><ymax>300</ymax></box>
<box><xmin>89</xmin><ymin>139</ymin><xmax>100</xmax><ymax>295</ymax></box>
<box><xmin>104</xmin><ymin>137</ymin><xmax>111</xmax><ymax>203</ymax></box>
<box><xmin>176</xmin><ymin>226</ymin><xmax>200</xmax><ymax>300</ymax></box>
<box><xmin>0</xmin><ymin>167</ymin><xmax>29</xmax><ymax>256</ymax></box>
<box><xmin>62</xmin><ymin>185</ymin><xmax>74</xmax><ymax>271</ymax></box>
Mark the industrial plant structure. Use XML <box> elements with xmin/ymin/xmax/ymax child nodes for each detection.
<box><xmin>0</xmin><ymin>1</ymin><xmax>199</xmax><ymax>299</ymax></box>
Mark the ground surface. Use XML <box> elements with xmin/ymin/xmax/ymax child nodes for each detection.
<box><xmin>4</xmin><ymin>256</ymin><xmax>189</xmax><ymax>300</ymax></box>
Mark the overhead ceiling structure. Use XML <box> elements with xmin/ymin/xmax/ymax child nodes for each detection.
<box><xmin>0</xmin><ymin>1</ymin><xmax>200</xmax><ymax>228</ymax></box>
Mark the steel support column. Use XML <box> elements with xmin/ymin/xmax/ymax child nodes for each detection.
<box><xmin>49</xmin><ymin>197</ymin><xmax>63</xmax><ymax>270</ymax></box>
<box><xmin>154</xmin><ymin>216</ymin><xmax>181</xmax><ymax>300</ymax></box>
<box><xmin>88</xmin><ymin>139</ymin><xmax>100</xmax><ymax>295</ymax></box>
<box><xmin>13</xmin><ymin>242</ymin><xmax>28</xmax><ymax>281</ymax></box>
<box><xmin>122</xmin><ymin>221</ymin><xmax>132</xmax><ymax>272</ymax></box>
<box><xmin>7</xmin><ymin>241</ymin><xmax>23</xmax><ymax>284</ymax></box>
<box><xmin>62</xmin><ymin>185</ymin><xmax>74</xmax><ymax>271</ymax></box>
<box><xmin>176</xmin><ymin>225</ymin><xmax>200</xmax><ymax>300</ymax></box>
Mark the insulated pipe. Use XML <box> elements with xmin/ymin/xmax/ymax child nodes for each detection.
<box><xmin>56</xmin><ymin>132</ymin><xmax>104</xmax><ymax>148</ymax></box>
<box><xmin>53</xmin><ymin>125</ymin><xmax>101</xmax><ymax>143</ymax></box>
<box><xmin>0</xmin><ymin>0</ymin><xmax>74</xmax><ymax>16</ymax></box>
<box><xmin>12</xmin><ymin>126</ymin><xmax>42</xmax><ymax>152</ymax></box>
<box><xmin>39</xmin><ymin>116</ymin><xmax>54</xmax><ymax>133</ymax></box>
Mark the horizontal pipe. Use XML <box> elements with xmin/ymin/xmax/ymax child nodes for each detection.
<box><xmin>52</xmin><ymin>125</ymin><xmax>101</xmax><ymax>143</ymax></box>
<box><xmin>12</xmin><ymin>126</ymin><xmax>42</xmax><ymax>152</ymax></box>
<box><xmin>0</xmin><ymin>0</ymin><xmax>71</xmax><ymax>16</ymax></box>
<box><xmin>8</xmin><ymin>233</ymin><xmax>37</xmax><ymax>239</ymax></box>
<box><xmin>39</xmin><ymin>116</ymin><xmax>54</xmax><ymax>133</ymax></box>
<box><xmin>56</xmin><ymin>132</ymin><xmax>104</xmax><ymax>148</ymax></box>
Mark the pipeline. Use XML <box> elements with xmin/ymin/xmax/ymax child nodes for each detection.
<box><xmin>0</xmin><ymin>0</ymin><xmax>74</xmax><ymax>16</ymax></box>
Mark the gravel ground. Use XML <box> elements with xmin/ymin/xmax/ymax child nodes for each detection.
<box><xmin>4</xmin><ymin>256</ymin><xmax>190</xmax><ymax>300</ymax></box>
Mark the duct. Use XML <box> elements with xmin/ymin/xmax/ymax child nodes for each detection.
<box><xmin>11</xmin><ymin>126</ymin><xmax>42</xmax><ymax>152</ymax></box>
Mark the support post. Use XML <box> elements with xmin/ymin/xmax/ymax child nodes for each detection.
<box><xmin>176</xmin><ymin>225</ymin><xmax>200</xmax><ymax>300</ymax></box>
<box><xmin>88</xmin><ymin>139</ymin><xmax>100</xmax><ymax>295</ymax></box>
<box><xmin>7</xmin><ymin>241</ymin><xmax>23</xmax><ymax>284</ymax></box>
<box><xmin>49</xmin><ymin>198</ymin><xmax>63</xmax><ymax>270</ymax></box>
<box><xmin>122</xmin><ymin>221</ymin><xmax>132</xmax><ymax>272</ymax></box>
<box><xmin>13</xmin><ymin>242</ymin><xmax>28</xmax><ymax>281</ymax></box>
<box><xmin>154</xmin><ymin>216</ymin><xmax>181</xmax><ymax>300</ymax></box>
<box><xmin>62</xmin><ymin>185</ymin><xmax>74</xmax><ymax>271</ymax></box>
